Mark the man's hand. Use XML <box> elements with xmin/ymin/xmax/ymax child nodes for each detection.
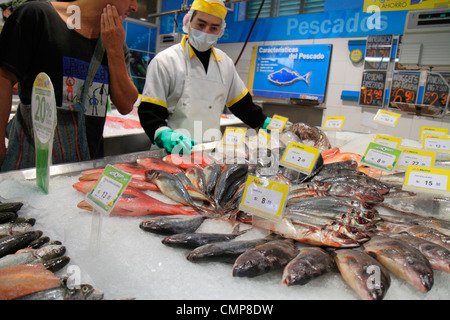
<box><xmin>100</xmin><ymin>5</ymin><xmax>125</xmax><ymax>55</ymax></box>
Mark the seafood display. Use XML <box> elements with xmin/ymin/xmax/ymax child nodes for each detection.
<box><xmin>0</xmin><ymin>122</ymin><xmax>447</xmax><ymax>300</ymax></box>
<box><xmin>0</xmin><ymin>201</ymin><xmax>103</xmax><ymax>300</ymax></box>
<box><xmin>69</xmin><ymin>122</ymin><xmax>450</xmax><ymax>300</ymax></box>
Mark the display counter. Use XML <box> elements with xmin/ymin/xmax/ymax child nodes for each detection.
<box><xmin>0</xmin><ymin>131</ymin><xmax>449</xmax><ymax>300</ymax></box>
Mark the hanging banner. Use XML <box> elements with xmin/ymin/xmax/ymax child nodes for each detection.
<box><xmin>249</xmin><ymin>44</ymin><xmax>332</xmax><ymax>102</ymax></box>
<box><xmin>363</xmin><ymin>0</ymin><xmax>447</xmax><ymax>12</ymax></box>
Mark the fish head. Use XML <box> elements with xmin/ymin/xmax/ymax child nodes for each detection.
<box><xmin>67</xmin><ymin>284</ymin><xmax>104</xmax><ymax>300</ymax></box>
<box><xmin>144</xmin><ymin>169</ymin><xmax>159</xmax><ymax>182</ymax></box>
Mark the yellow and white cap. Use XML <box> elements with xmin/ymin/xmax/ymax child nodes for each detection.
<box><xmin>183</xmin><ymin>0</ymin><xmax>227</xmax><ymax>35</ymax></box>
<box><xmin>191</xmin><ymin>0</ymin><xmax>227</xmax><ymax>20</ymax></box>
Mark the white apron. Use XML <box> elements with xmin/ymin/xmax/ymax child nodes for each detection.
<box><xmin>167</xmin><ymin>44</ymin><xmax>227</xmax><ymax>143</ymax></box>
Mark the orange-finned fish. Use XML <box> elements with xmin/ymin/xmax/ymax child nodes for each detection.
<box><xmin>190</xmin><ymin>151</ymin><xmax>216</xmax><ymax>167</ymax></box>
<box><xmin>79</xmin><ymin>163</ymin><xmax>148</xmax><ymax>181</ymax></box>
<box><xmin>74</xmin><ymin>178</ymin><xmax>158</xmax><ymax>193</ymax></box>
<box><xmin>323</xmin><ymin>152</ymin><xmax>362</xmax><ymax>165</ymax></box>
<box><xmin>0</xmin><ymin>264</ymin><xmax>60</xmax><ymax>300</ymax></box>
<box><xmin>77</xmin><ymin>190</ymin><xmax>197</xmax><ymax>217</ymax></box>
<box><xmin>137</xmin><ymin>157</ymin><xmax>183</xmax><ymax>174</ymax></box>
<box><xmin>321</xmin><ymin>147</ymin><xmax>340</xmax><ymax>160</ymax></box>
<box><xmin>162</xmin><ymin>154</ymin><xmax>203</xmax><ymax>171</ymax></box>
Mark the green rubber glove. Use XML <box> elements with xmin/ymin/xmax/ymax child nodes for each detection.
<box><xmin>155</xmin><ymin>129</ymin><xmax>197</xmax><ymax>154</ymax></box>
<box><xmin>262</xmin><ymin>117</ymin><xmax>272</xmax><ymax>130</ymax></box>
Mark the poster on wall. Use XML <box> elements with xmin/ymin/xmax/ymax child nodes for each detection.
<box><xmin>359</xmin><ymin>70</ymin><xmax>387</xmax><ymax>107</ymax></box>
<box><xmin>249</xmin><ymin>44</ymin><xmax>332</xmax><ymax>103</ymax></box>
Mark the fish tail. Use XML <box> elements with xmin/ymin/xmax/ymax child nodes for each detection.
<box><xmin>303</xmin><ymin>71</ymin><xmax>313</xmax><ymax>86</ymax></box>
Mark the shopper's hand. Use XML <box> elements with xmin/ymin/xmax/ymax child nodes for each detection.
<box><xmin>100</xmin><ymin>5</ymin><xmax>125</xmax><ymax>54</ymax></box>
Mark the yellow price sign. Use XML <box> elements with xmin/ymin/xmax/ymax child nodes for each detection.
<box><xmin>221</xmin><ymin>127</ymin><xmax>246</xmax><ymax>147</ymax></box>
<box><xmin>420</xmin><ymin>126</ymin><xmax>448</xmax><ymax>141</ymax></box>
<box><xmin>422</xmin><ymin>134</ymin><xmax>450</xmax><ymax>152</ymax></box>
<box><xmin>403</xmin><ymin>166</ymin><xmax>450</xmax><ymax>196</ymax></box>
<box><xmin>267</xmin><ymin>115</ymin><xmax>289</xmax><ymax>131</ymax></box>
<box><xmin>375</xmin><ymin>134</ymin><xmax>402</xmax><ymax>149</ymax></box>
<box><xmin>240</xmin><ymin>175</ymin><xmax>289</xmax><ymax>221</ymax></box>
<box><xmin>280</xmin><ymin>141</ymin><xmax>321</xmax><ymax>174</ymax></box>
<box><xmin>397</xmin><ymin>147</ymin><xmax>436</xmax><ymax>170</ymax></box>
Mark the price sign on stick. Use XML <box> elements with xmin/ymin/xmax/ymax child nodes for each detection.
<box><xmin>31</xmin><ymin>73</ymin><xmax>57</xmax><ymax>194</ymax></box>
<box><xmin>373</xmin><ymin>110</ymin><xmax>401</xmax><ymax>127</ymax></box>
<box><xmin>86</xmin><ymin>165</ymin><xmax>132</xmax><ymax>215</ymax></box>
<box><xmin>280</xmin><ymin>142</ymin><xmax>321</xmax><ymax>175</ymax></box>
<box><xmin>397</xmin><ymin>148</ymin><xmax>436</xmax><ymax>170</ymax></box>
<box><xmin>267</xmin><ymin>115</ymin><xmax>288</xmax><ymax>131</ymax></box>
<box><xmin>221</xmin><ymin>127</ymin><xmax>246</xmax><ymax>147</ymax></box>
<box><xmin>420</xmin><ymin>126</ymin><xmax>448</xmax><ymax>141</ymax></box>
<box><xmin>361</xmin><ymin>142</ymin><xmax>402</xmax><ymax>172</ymax></box>
<box><xmin>240</xmin><ymin>175</ymin><xmax>289</xmax><ymax>221</ymax></box>
<box><xmin>403</xmin><ymin>166</ymin><xmax>450</xmax><ymax>196</ymax></box>
<box><xmin>374</xmin><ymin>135</ymin><xmax>402</xmax><ymax>149</ymax></box>
<box><xmin>323</xmin><ymin>116</ymin><xmax>345</xmax><ymax>130</ymax></box>
<box><xmin>422</xmin><ymin>134</ymin><xmax>450</xmax><ymax>152</ymax></box>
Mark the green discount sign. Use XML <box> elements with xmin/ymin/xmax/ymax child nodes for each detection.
<box><xmin>31</xmin><ymin>73</ymin><xmax>57</xmax><ymax>193</ymax></box>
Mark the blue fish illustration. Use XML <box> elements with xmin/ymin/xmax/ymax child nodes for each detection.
<box><xmin>268</xmin><ymin>68</ymin><xmax>312</xmax><ymax>86</ymax></box>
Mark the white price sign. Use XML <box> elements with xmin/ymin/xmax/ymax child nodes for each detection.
<box><xmin>323</xmin><ymin>116</ymin><xmax>345</xmax><ymax>130</ymax></box>
<box><xmin>280</xmin><ymin>142</ymin><xmax>320</xmax><ymax>174</ymax></box>
<box><xmin>267</xmin><ymin>115</ymin><xmax>288</xmax><ymax>131</ymax></box>
<box><xmin>221</xmin><ymin>127</ymin><xmax>246</xmax><ymax>147</ymax></box>
<box><xmin>86</xmin><ymin>165</ymin><xmax>132</xmax><ymax>214</ymax></box>
<box><xmin>404</xmin><ymin>166</ymin><xmax>450</xmax><ymax>195</ymax></box>
<box><xmin>423</xmin><ymin>134</ymin><xmax>450</xmax><ymax>152</ymax></box>
<box><xmin>361</xmin><ymin>143</ymin><xmax>402</xmax><ymax>171</ymax></box>
<box><xmin>373</xmin><ymin>110</ymin><xmax>401</xmax><ymax>127</ymax></box>
<box><xmin>240</xmin><ymin>175</ymin><xmax>289</xmax><ymax>221</ymax></box>
<box><xmin>397</xmin><ymin>148</ymin><xmax>435</xmax><ymax>170</ymax></box>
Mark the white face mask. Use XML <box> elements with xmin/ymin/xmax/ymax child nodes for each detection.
<box><xmin>188</xmin><ymin>28</ymin><xmax>219</xmax><ymax>52</ymax></box>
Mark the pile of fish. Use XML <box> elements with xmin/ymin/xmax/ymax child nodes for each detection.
<box><xmin>73</xmin><ymin>122</ymin><xmax>450</xmax><ymax>300</ymax></box>
<box><xmin>0</xmin><ymin>201</ymin><xmax>103</xmax><ymax>300</ymax></box>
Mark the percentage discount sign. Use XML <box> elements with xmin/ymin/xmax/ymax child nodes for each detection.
<box><xmin>31</xmin><ymin>73</ymin><xmax>57</xmax><ymax>194</ymax></box>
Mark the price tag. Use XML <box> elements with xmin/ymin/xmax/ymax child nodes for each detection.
<box><xmin>267</xmin><ymin>115</ymin><xmax>288</xmax><ymax>131</ymax></box>
<box><xmin>420</xmin><ymin>126</ymin><xmax>448</xmax><ymax>141</ymax></box>
<box><xmin>280</xmin><ymin>141</ymin><xmax>321</xmax><ymax>175</ymax></box>
<box><xmin>86</xmin><ymin>165</ymin><xmax>132</xmax><ymax>214</ymax></box>
<box><xmin>257</xmin><ymin>129</ymin><xmax>270</xmax><ymax>148</ymax></box>
<box><xmin>397</xmin><ymin>147</ymin><xmax>436</xmax><ymax>170</ymax></box>
<box><xmin>403</xmin><ymin>166</ymin><xmax>450</xmax><ymax>196</ymax></box>
<box><xmin>323</xmin><ymin>116</ymin><xmax>345</xmax><ymax>130</ymax></box>
<box><xmin>221</xmin><ymin>127</ymin><xmax>246</xmax><ymax>147</ymax></box>
<box><xmin>361</xmin><ymin>142</ymin><xmax>402</xmax><ymax>172</ymax></box>
<box><xmin>239</xmin><ymin>175</ymin><xmax>289</xmax><ymax>221</ymax></box>
<box><xmin>374</xmin><ymin>135</ymin><xmax>402</xmax><ymax>148</ymax></box>
<box><xmin>422</xmin><ymin>134</ymin><xmax>450</xmax><ymax>152</ymax></box>
<box><xmin>31</xmin><ymin>73</ymin><xmax>57</xmax><ymax>194</ymax></box>
<box><xmin>373</xmin><ymin>109</ymin><xmax>401</xmax><ymax>127</ymax></box>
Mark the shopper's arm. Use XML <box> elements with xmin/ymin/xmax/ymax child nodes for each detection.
<box><xmin>101</xmin><ymin>5</ymin><xmax>138</xmax><ymax>115</ymax></box>
<box><xmin>0</xmin><ymin>68</ymin><xmax>17</xmax><ymax>167</ymax></box>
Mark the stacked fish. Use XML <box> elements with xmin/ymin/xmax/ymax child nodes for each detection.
<box><xmin>74</xmin><ymin>122</ymin><xmax>450</xmax><ymax>300</ymax></box>
<box><xmin>0</xmin><ymin>201</ymin><xmax>103</xmax><ymax>300</ymax></box>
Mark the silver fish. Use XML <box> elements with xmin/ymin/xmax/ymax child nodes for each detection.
<box><xmin>161</xmin><ymin>224</ymin><xmax>248</xmax><ymax>249</ymax></box>
<box><xmin>145</xmin><ymin>170</ymin><xmax>199</xmax><ymax>209</ymax></box>
<box><xmin>379</xmin><ymin>221</ymin><xmax>450</xmax><ymax>251</ymax></box>
<box><xmin>363</xmin><ymin>235</ymin><xmax>434</xmax><ymax>293</ymax></box>
<box><xmin>203</xmin><ymin>162</ymin><xmax>221</xmax><ymax>197</ymax></box>
<box><xmin>334</xmin><ymin>249</ymin><xmax>391</xmax><ymax>300</ymax></box>
<box><xmin>174</xmin><ymin>172</ymin><xmax>215</xmax><ymax>205</ymax></box>
<box><xmin>232</xmin><ymin>239</ymin><xmax>298</xmax><ymax>278</ymax></box>
<box><xmin>186</xmin><ymin>237</ymin><xmax>274</xmax><ymax>263</ymax></box>
<box><xmin>214</xmin><ymin>164</ymin><xmax>248</xmax><ymax>206</ymax></box>
<box><xmin>376</xmin><ymin>231</ymin><xmax>450</xmax><ymax>273</ymax></box>
<box><xmin>15</xmin><ymin>284</ymin><xmax>103</xmax><ymax>300</ymax></box>
<box><xmin>282</xmin><ymin>247</ymin><xmax>335</xmax><ymax>286</ymax></box>
<box><xmin>139</xmin><ymin>215</ymin><xmax>207</xmax><ymax>235</ymax></box>
<box><xmin>185</xmin><ymin>167</ymin><xmax>206</xmax><ymax>192</ymax></box>
<box><xmin>0</xmin><ymin>245</ymin><xmax>66</xmax><ymax>269</ymax></box>
<box><xmin>0</xmin><ymin>219</ymin><xmax>34</xmax><ymax>238</ymax></box>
